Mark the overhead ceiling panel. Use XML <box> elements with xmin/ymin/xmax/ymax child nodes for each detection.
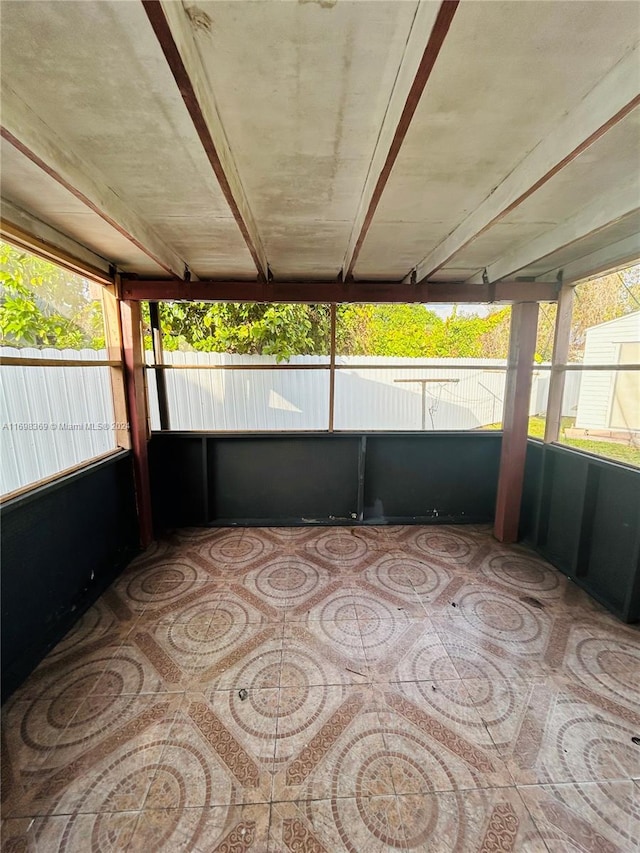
<box><xmin>0</xmin><ymin>0</ymin><xmax>256</xmax><ymax>278</ymax></box>
<box><xmin>0</xmin><ymin>142</ymin><xmax>164</xmax><ymax>274</ymax></box>
<box><xmin>439</xmin><ymin>109</ymin><xmax>640</xmax><ymax>280</ymax></box>
<box><xmin>184</xmin><ymin>0</ymin><xmax>423</xmax><ymax>278</ymax></box>
<box><xmin>0</xmin><ymin>0</ymin><xmax>638</xmax><ymax>285</ymax></box>
<box><xmin>354</xmin><ymin>0</ymin><xmax>640</xmax><ymax>279</ymax></box>
<box><xmin>523</xmin><ymin>213</ymin><xmax>640</xmax><ymax>280</ymax></box>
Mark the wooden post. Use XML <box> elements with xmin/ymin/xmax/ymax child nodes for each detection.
<box><xmin>120</xmin><ymin>295</ymin><xmax>154</xmax><ymax>547</ymax></box>
<box><xmin>328</xmin><ymin>304</ymin><xmax>336</xmax><ymax>432</ymax></box>
<box><xmin>149</xmin><ymin>301</ymin><xmax>170</xmax><ymax>430</ymax></box>
<box><xmin>544</xmin><ymin>284</ymin><xmax>574</xmax><ymax>443</ymax></box>
<box><xmin>494</xmin><ymin>302</ymin><xmax>539</xmax><ymax>543</ymax></box>
<box><xmin>101</xmin><ymin>281</ymin><xmax>130</xmax><ymax>450</ymax></box>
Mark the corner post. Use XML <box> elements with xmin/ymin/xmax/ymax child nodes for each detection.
<box><xmin>494</xmin><ymin>301</ymin><xmax>539</xmax><ymax>543</ymax></box>
<box><xmin>101</xmin><ymin>279</ymin><xmax>130</xmax><ymax>451</ymax></box>
<box><xmin>544</xmin><ymin>284</ymin><xmax>574</xmax><ymax>442</ymax></box>
<box><xmin>149</xmin><ymin>301</ymin><xmax>170</xmax><ymax>430</ymax></box>
<box><xmin>120</xmin><ymin>286</ymin><xmax>153</xmax><ymax>547</ymax></box>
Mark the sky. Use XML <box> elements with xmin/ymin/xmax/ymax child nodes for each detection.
<box><xmin>429</xmin><ymin>304</ymin><xmax>493</xmax><ymax>319</ymax></box>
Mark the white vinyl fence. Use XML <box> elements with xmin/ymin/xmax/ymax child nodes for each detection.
<box><xmin>145</xmin><ymin>352</ymin><xmax>581</xmax><ymax>431</ymax></box>
<box><xmin>0</xmin><ymin>348</ymin><xmax>116</xmax><ymax>495</ymax></box>
<box><xmin>1</xmin><ymin>348</ymin><xmax>581</xmax><ymax>495</ymax></box>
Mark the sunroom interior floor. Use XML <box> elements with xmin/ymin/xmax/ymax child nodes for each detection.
<box><xmin>2</xmin><ymin>524</ymin><xmax>639</xmax><ymax>852</ymax></box>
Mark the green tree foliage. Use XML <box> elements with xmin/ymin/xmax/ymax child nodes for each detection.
<box><xmin>155</xmin><ymin>302</ymin><xmax>331</xmax><ymax>361</ymax></box>
<box><xmin>336</xmin><ymin>305</ymin><xmax>441</xmax><ymax>356</ymax></box>
<box><xmin>154</xmin><ymin>301</ymin><xmax>512</xmax><ymax>361</ymax></box>
<box><xmin>0</xmin><ymin>242</ymin><xmax>105</xmax><ymax>348</ymax></box>
<box><xmin>428</xmin><ymin>307</ymin><xmax>511</xmax><ymax>358</ymax></box>
<box><xmin>336</xmin><ymin>304</ymin><xmax>512</xmax><ymax>358</ymax></box>
<box><xmin>535</xmin><ymin>268</ymin><xmax>640</xmax><ymax>362</ymax></box>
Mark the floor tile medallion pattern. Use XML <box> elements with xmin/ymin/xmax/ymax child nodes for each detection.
<box><xmin>2</xmin><ymin>525</ymin><xmax>639</xmax><ymax>851</ymax></box>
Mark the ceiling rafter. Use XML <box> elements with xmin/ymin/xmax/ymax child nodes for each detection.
<box><xmin>142</xmin><ymin>0</ymin><xmax>269</xmax><ymax>281</ymax></box>
<box><xmin>467</xmin><ymin>183</ymin><xmax>640</xmax><ymax>285</ymax></box>
<box><xmin>410</xmin><ymin>44</ymin><xmax>640</xmax><ymax>284</ymax></box>
<box><xmin>0</xmin><ymin>86</ymin><xmax>189</xmax><ymax>279</ymax></box>
<box><xmin>535</xmin><ymin>232</ymin><xmax>640</xmax><ymax>286</ymax></box>
<box><xmin>1</xmin><ymin>199</ymin><xmax>112</xmax><ymax>282</ymax></box>
<box><xmin>341</xmin><ymin>0</ymin><xmax>459</xmax><ymax>280</ymax></box>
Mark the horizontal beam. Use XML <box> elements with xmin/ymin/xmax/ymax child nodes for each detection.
<box><xmin>412</xmin><ymin>45</ymin><xmax>640</xmax><ymax>283</ymax></box>
<box><xmin>0</xmin><ymin>357</ymin><xmax>120</xmax><ymax>368</ymax></box>
<box><xmin>121</xmin><ymin>278</ymin><xmax>559</xmax><ymax>304</ymax></box>
<box><xmin>1</xmin><ymin>85</ymin><xmax>187</xmax><ymax>278</ymax></box>
<box><xmin>559</xmin><ymin>363</ymin><xmax>640</xmax><ymax>372</ymax></box>
<box><xmin>146</xmin><ymin>363</ymin><xmax>522</xmax><ymax>372</ymax></box>
<box><xmin>148</xmin><ymin>363</ymin><xmax>328</xmax><ymax>371</ymax></box>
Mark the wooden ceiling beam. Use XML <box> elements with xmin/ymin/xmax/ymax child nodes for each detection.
<box><xmin>120</xmin><ymin>277</ymin><xmax>559</xmax><ymax>304</ymax></box>
<box><xmin>1</xmin><ymin>86</ymin><xmax>188</xmax><ymax>279</ymax></box>
<box><xmin>1</xmin><ymin>200</ymin><xmax>112</xmax><ymax>283</ymax></box>
<box><xmin>466</xmin><ymin>185</ymin><xmax>640</xmax><ymax>285</ymax></box>
<box><xmin>535</xmin><ymin>232</ymin><xmax>640</xmax><ymax>285</ymax></box>
<box><xmin>142</xmin><ymin>0</ymin><xmax>269</xmax><ymax>281</ymax></box>
<box><xmin>411</xmin><ymin>46</ymin><xmax>640</xmax><ymax>284</ymax></box>
<box><xmin>342</xmin><ymin>0</ymin><xmax>459</xmax><ymax>280</ymax></box>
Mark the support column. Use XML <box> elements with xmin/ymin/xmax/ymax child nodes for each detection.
<box><xmin>328</xmin><ymin>304</ymin><xmax>337</xmax><ymax>432</ymax></box>
<box><xmin>494</xmin><ymin>301</ymin><xmax>539</xmax><ymax>543</ymax></box>
<box><xmin>101</xmin><ymin>283</ymin><xmax>130</xmax><ymax>451</ymax></box>
<box><xmin>120</xmin><ymin>293</ymin><xmax>153</xmax><ymax>547</ymax></box>
<box><xmin>544</xmin><ymin>284</ymin><xmax>574</xmax><ymax>443</ymax></box>
<box><xmin>149</xmin><ymin>301</ymin><xmax>170</xmax><ymax>430</ymax></box>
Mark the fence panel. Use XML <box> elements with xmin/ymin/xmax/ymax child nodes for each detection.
<box><xmin>1</xmin><ymin>348</ymin><xmax>116</xmax><ymax>495</ymax></box>
<box><xmin>2</xmin><ymin>350</ymin><xmax>584</xmax><ymax>495</ymax></box>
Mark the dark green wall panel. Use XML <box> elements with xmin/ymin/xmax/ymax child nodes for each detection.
<box><xmin>149</xmin><ymin>431</ymin><xmax>502</xmax><ymax>528</ymax></box>
<box><xmin>1</xmin><ymin>454</ymin><xmax>139</xmax><ymax>701</ymax></box>
<box><xmin>520</xmin><ymin>441</ymin><xmax>640</xmax><ymax>623</ymax></box>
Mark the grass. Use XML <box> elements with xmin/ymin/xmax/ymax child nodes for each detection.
<box><xmin>487</xmin><ymin>416</ymin><xmax>640</xmax><ymax>467</ymax></box>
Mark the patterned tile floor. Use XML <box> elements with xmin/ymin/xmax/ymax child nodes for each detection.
<box><xmin>2</xmin><ymin>524</ymin><xmax>640</xmax><ymax>852</ymax></box>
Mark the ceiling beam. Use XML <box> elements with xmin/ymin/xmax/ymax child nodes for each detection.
<box><xmin>142</xmin><ymin>0</ymin><xmax>269</xmax><ymax>281</ymax></box>
<box><xmin>466</xmin><ymin>184</ymin><xmax>640</xmax><ymax>285</ymax></box>
<box><xmin>1</xmin><ymin>86</ymin><xmax>188</xmax><ymax>279</ymax></box>
<box><xmin>342</xmin><ymin>0</ymin><xmax>459</xmax><ymax>280</ymax></box>
<box><xmin>536</xmin><ymin>232</ymin><xmax>640</xmax><ymax>285</ymax></box>
<box><xmin>1</xmin><ymin>199</ymin><xmax>112</xmax><ymax>283</ymax></box>
<box><xmin>120</xmin><ymin>278</ymin><xmax>558</xmax><ymax>304</ymax></box>
<box><xmin>411</xmin><ymin>45</ymin><xmax>640</xmax><ymax>284</ymax></box>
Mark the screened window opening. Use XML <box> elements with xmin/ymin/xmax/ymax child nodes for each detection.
<box><xmin>533</xmin><ymin>268</ymin><xmax>640</xmax><ymax>468</ymax></box>
<box><xmin>145</xmin><ymin>300</ymin><xmax>516</xmax><ymax>433</ymax></box>
<box><xmin>0</xmin><ymin>242</ymin><xmax>121</xmax><ymax>496</ymax></box>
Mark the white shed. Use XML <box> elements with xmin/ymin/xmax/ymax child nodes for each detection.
<box><xmin>575</xmin><ymin>311</ymin><xmax>640</xmax><ymax>432</ymax></box>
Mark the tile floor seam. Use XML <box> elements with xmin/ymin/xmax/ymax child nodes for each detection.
<box><xmin>512</xmin><ymin>782</ymin><xmax>555</xmax><ymax>853</ymax></box>
<box><xmin>136</xmin><ymin>691</ymin><xmax>185</xmax><ymax>818</ymax></box>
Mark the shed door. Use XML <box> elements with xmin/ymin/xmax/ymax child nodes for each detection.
<box><xmin>610</xmin><ymin>341</ymin><xmax>640</xmax><ymax>429</ymax></box>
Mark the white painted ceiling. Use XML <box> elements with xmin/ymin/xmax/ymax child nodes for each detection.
<box><xmin>1</xmin><ymin>0</ymin><xmax>639</xmax><ymax>286</ymax></box>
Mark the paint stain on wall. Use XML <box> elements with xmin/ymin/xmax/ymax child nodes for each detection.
<box><xmin>185</xmin><ymin>5</ymin><xmax>213</xmax><ymax>33</ymax></box>
<box><xmin>299</xmin><ymin>0</ymin><xmax>338</xmax><ymax>9</ymax></box>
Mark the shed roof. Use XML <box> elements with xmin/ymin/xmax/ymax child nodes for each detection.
<box><xmin>584</xmin><ymin>310</ymin><xmax>640</xmax><ymax>334</ymax></box>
